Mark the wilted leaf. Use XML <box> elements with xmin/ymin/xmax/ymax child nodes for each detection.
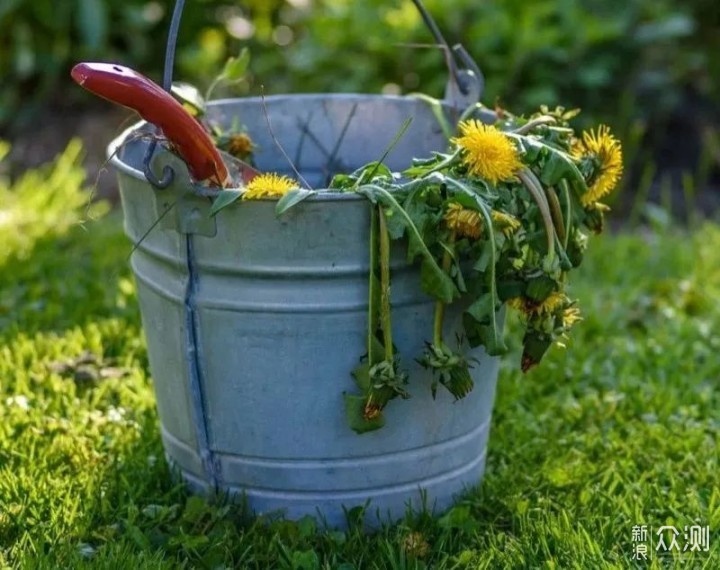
<box><xmin>420</xmin><ymin>259</ymin><xmax>456</xmax><ymax>303</ymax></box>
<box><xmin>540</xmin><ymin>152</ymin><xmax>570</xmax><ymax>186</ymax></box>
<box><xmin>275</xmin><ymin>189</ymin><xmax>316</xmax><ymax>216</ymax></box>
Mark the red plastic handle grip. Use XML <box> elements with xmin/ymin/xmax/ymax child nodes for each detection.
<box><xmin>72</xmin><ymin>62</ymin><xmax>232</xmax><ymax>188</ymax></box>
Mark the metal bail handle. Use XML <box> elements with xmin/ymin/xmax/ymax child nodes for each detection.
<box><xmin>144</xmin><ymin>0</ymin><xmax>483</xmax><ymax>190</ymax></box>
<box><xmin>156</xmin><ymin>0</ymin><xmax>483</xmax><ymax>108</ymax></box>
<box><xmin>410</xmin><ymin>0</ymin><xmax>484</xmax><ymax>109</ymax></box>
<box><xmin>142</xmin><ymin>0</ymin><xmax>186</xmax><ymax>190</ymax></box>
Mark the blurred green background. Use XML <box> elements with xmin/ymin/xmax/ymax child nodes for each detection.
<box><xmin>1</xmin><ymin>0</ymin><xmax>718</xmax><ymax>213</ymax></box>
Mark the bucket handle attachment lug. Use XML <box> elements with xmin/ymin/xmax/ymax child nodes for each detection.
<box><xmin>148</xmin><ymin>149</ymin><xmax>218</xmax><ymax>237</ymax></box>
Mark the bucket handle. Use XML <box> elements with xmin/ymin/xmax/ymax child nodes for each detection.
<box><xmin>409</xmin><ymin>0</ymin><xmax>484</xmax><ymax>107</ymax></box>
<box><xmin>143</xmin><ymin>0</ymin><xmax>484</xmax><ymax>189</ymax></box>
<box><xmin>141</xmin><ymin>0</ymin><xmax>187</xmax><ymax>189</ymax></box>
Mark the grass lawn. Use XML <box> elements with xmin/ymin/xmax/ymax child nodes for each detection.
<box><xmin>1</xmin><ymin>144</ymin><xmax>719</xmax><ymax>568</ymax></box>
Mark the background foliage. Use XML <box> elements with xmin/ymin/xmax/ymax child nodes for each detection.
<box><xmin>1</xmin><ymin>3</ymin><xmax>719</xmax><ymax>565</ymax></box>
<box><xmin>1</xmin><ymin>0</ymin><xmax>718</xmax><ymax>128</ymax></box>
<box><xmin>2</xmin><ymin>0</ymin><xmax>718</xmax><ymax>208</ymax></box>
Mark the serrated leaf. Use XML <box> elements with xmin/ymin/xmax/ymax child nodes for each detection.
<box><xmin>403</xmin><ymin>151</ymin><xmax>456</xmax><ymax>177</ymax></box>
<box><xmin>463</xmin><ymin>316</ymin><xmax>507</xmax><ymax>355</ymax></box>
<box><xmin>382</xmin><ymin>207</ymin><xmax>406</xmax><ymax>239</ymax></box>
<box><xmin>220</xmin><ymin>48</ymin><xmax>250</xmax><ymax>82</ymax></box>
<box><xmin>465</xmin><ymin>293</ymin><xmax>495</xmax><ymax>324</ymax></box>
<box><xmin>275</xmin><ymin>189</ymin><xmax>316</xmax><ymax>216</ymax></box>
<box><xmin>210</xmin><ymin>190</ymin><xmax>242</xmax><ymax>217</ymax></box>
<box><xmin>473</xmin><ymin>240</ymin><xmax>494</xmax><ymax>272</ymax></box>
<box><xmin>329</xmin><ymin>173</ymin><xmax>355</xmax><ymax>190</ymax></box>
<box><xmin>357</xmin><ymin>161</ymin><xmax>394</xmax><ymax>184</ymax></box>
<box><xmin>451</xmin><ymin>256</ymin><xmax>467</xmax><ymax>293</ymax></box>
<box><xmin>540</xmin><ymin>152</ymin><xmax>569</xmax><ymax>186</ymax></box>
<box><xmin>420</xmin><ymin>258</ymin><xmax>456</xmax><ymax>303</ymax></box>
<box><xmin>343</xmin><ymin>394</ymin><xmax>385</xmax><ymax>434</ymax></box>
<box><xmin>442</xmin><ymin>176</ymin><xmax>505</xmax><ymax>352</ymax></box>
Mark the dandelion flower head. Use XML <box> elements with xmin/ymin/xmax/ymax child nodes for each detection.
<box><xmin>452</xmin><ymin>120</ymin><xmax>523</xmax><ymax>184</ymax></box>
<box><xmin>243</xmin><ymin>173</ymin><xmax>297</xmax><ymax>200</ymax></box>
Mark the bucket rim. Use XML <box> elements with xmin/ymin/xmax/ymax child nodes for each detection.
<box><xmin>202</xmin><ymin>91</ymin><xmax>457</xmax><ymax>108</ymax></box>
<box><xmin>107</xmin><ymin>93</ymin><xmax>477</xmax><ymax>202</ymax></box>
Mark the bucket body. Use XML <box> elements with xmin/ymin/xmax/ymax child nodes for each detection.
<box><xmin>110</xmin><ymin>95</ymin><xmax>500</xmax><ymax>527</ymax></box>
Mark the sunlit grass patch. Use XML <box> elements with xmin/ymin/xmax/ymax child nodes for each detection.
<box><xmin>1</xmin><ymin>150</ymin><xmax>718</xmax><ymax>567</ymax></box>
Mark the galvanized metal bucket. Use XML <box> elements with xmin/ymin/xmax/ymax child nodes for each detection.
<box><xmin>109</xmin><ymin>94</ymin><xmax>500</xmax><ymax>528</ymax></box>
<box><xmin>107</xmin><ymin>0</ymin><xmax>502</xmax><ymax>528</ymax></box>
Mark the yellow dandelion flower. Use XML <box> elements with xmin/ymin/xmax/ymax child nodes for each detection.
<box><xmin>562</xmin><ymin>306</ymin><xmax>582</xmax><ymax>328</ymax></box>
<box><xmin>243</xmin><ymin>173</ymin><xmax>297</xmax><ymax>200</ymax></box>
<box><xmin>491</xmin><ymin>210</ymin><xmax>521</xmax><ymax>236</ymax></box>
<box><xmin>572</xmin><ymin>125</ymin><xmax>623</xmax><ymax>206</ymax></box>
<box><xmin>508</xmin><ymin>291</ymin><xmax>567</xmax><ymax>317</ymax></box>
<box><xmin>569</xmin><ymin>136</ymin><xmax>584</xmax><ymax>158</ymax></box>
<box><xmin>538</xmin><ymin>292</ymin><xmax>567</xmax><ymax>314</ymax></box>
<box><xmin>452</xmin><ymin>120</ymin><xmax>523</xmax><ymax>184</ymax></box>
<box><xmin>227</xmin><ymin>133</ymin><xmax>255</xmax><ymax>159</ymax></box>
<box><xmin>444</xmin><ymin>203</ymin><xmax>483</xmax><ymax>239</ymax></box>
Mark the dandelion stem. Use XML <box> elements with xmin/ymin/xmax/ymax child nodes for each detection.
<box><xmin>560</xmin><ymin>180</ymin><xmax>572</xmax><ymax>250</ymax></box>
<box><xmin>378</xmin><ymin>208</ymin><xmax>394</xmax><ymax>362</ymax></box>
<box><xmin>545</xmin><ymin>185</ymin><xmax>566</xmax><ymax>244</ymax></box>
<box><xmin>406</xmin><ymin>149</ymin><xmax>461</xmax><ymax>178</ymax></box>
<box><xmin>433</xmin><ymin>232</ymin><xmax>456</xmax><ymax>346</ymax></box>
<box><xmin>518</xmin><ymin>168</ymin><xmax>555</xmax><ymax>257</ymax></box>
<box><xmin>367</xmin><ymin>207</ymin><xmax>380</xmax><ymax>366</ymax></box>
<box><xmin>204</xmin><ymin>77</ymin><xmax>221</xmax><ymax>101</ymax></box>
<box><xmin>511</xmin><ymin>116</ymin><xmax>556</xmax><ymax>135</ymax></box>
